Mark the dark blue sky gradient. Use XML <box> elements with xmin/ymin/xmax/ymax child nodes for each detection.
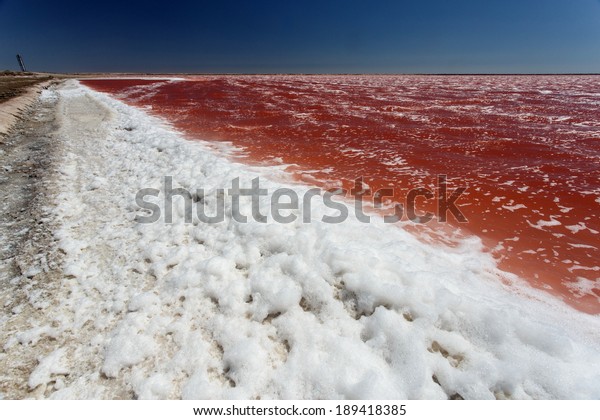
<box><xmin>1</xmin><ymin>0</ymin><xmax>599</xmax><ymax>73</ymax></box>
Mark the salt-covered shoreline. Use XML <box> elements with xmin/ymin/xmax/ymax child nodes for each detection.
<box><xmin>1</xmin><ymin>80</ymin><xmax>599</xmax><ymax>399</ymax></box>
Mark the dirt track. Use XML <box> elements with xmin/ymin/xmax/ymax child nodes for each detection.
<box><xmin>0</xmin><ymin>81</ymin><xmax>63</xmax><ymax>399</ymax></box>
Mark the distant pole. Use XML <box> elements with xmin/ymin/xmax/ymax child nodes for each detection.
<box><xmin>16</xmin><ymin>54</ymin><xmax>27</xmax><ymax>72</ymax></box>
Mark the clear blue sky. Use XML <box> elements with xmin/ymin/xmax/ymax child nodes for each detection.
<box><xmin>1</xmin><ymin>0</ymin><xmax>600</xmax><ymax>73</ymax></box>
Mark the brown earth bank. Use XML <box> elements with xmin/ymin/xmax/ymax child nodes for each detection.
<box><xmin>0</xmin><ymin>73</ymin><xmax>54</xmax><ymax>104</ymax></box>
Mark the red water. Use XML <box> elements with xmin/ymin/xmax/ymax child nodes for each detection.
<box><xmin>82</xmin><ymin>75</ymin><xmax>600</xmax><ymax>313</ymax></box>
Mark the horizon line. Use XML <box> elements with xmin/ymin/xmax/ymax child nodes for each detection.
<box><xmin>24</xmin><ymin>71</ymin><xmax>600</xmax><ymax>77</ymax></box>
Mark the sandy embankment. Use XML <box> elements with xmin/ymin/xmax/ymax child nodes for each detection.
<box><xmin>0</xmin><ymin>80</ymin><xmax>53</xmax><ymax>138</ymax></box>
